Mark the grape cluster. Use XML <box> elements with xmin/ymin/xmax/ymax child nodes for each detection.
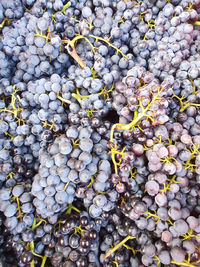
<box><xmin>112</xmin><ymin>65</ymin><xmax>170</xmax><ymax>127</ymax></box>
<box><xmin>0</xmin><ymin>0</ymin><xmax>25</xmax><ymax>21</ymax></box>
<box><xmin>0</xmin><ymin>0</ymin><xmax>200</xmax><ymax>266</ymax></box>
<box><xmin>4</xmin><ymin>208</ymin><xmax>103</xmax><ymax>267</ymax></box>
<box><xmin>32</xmin><ymin>125</ymin><xmax>114</xmax><ymax>222</ymax></box>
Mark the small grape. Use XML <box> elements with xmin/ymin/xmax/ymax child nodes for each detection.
<box><xmin>174</xmin><ymin>219</ymin><xmax>189</xmax><ymax>235</ymax></box>
<box><xmin>79</xmin><ymin>138</ymin><xmax>93</xmax><ymax>152</ymax></box>
<box><xmin>159</xmin><ymin>250</ymin><xmax>171</xmax><ymax>265</ymax></box>
<box><xmin>186</xmin><ymin>216</ymin><xmax>199</xmax><ymax>230</ymax></box>
<box><xmin>4</xmin><ymin>204</ymin><xmax>17</xmax><ymax>217</ymax></box>
<box><xmin>170</xmin><ymin>247</ymin><xmax>185</xmax><ymax>263</ymax></box>
<box><xmin>89</xmin><ymin>204</ymin><xmax>102</xmax><ymax>218</ymax></box>
<box><xmin>145</xmin><ymin>181</ymin><xmax>159</xmax><ymax>196</ymax></box>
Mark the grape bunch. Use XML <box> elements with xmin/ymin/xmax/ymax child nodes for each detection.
<box><xmin>3</xmin><ymin>207</ymin><xmax>104</xmax><ymax>267</ymax></box>
<box><xmin>32</xmin><ymin>126</ymin><xmax>113</xmax><ymax>222</ymax></box>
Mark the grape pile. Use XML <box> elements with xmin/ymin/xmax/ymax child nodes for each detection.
<box><xmin>0</xmin><ymin>0</ymin><xmax>200</xmax><ymax>266</ymax></box>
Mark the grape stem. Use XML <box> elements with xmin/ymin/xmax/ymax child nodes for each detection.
<box><xmin>41</xmin><ymin>255</ymin><xmax>47</xmax><ymax>267</ymax></box>
<box><xmin>172</xmin><ymin>93</ymin><xmax>200</xmax><ymax>112</ymax></box>
<box><xmin>31</xmin><ymin>217</ymin><xmax>46</xmax><ymax>231</ymax></box>
<box><xmin>181</xmin><ymin>228</ymin><xmax>199</xmax><ymax>241</ymax></box>
<box><xmin>153</xmin><ymin>255</ymin><xmax>161</xmax><ymax>267</ymax></box>
<box><xmin>57</xmin><ymin>93</ymin><xmax>72</xmax><ymax>104</ymax></box>
<box><xmin>51</xmin><ymin>1</ymin><xmax>71</xmax><ymax>21</ymax></box>
<box><xmin>171</xmin><ymin>259</ymin><xmax>200</xmax><ymax>267</ymax></box>
<box><xmin>12</xmin><ymin>196</ymin><xmax>23</xmax><ymax>221</ymax></box>
<box><xmin>65</xmin><ymin>203</ymin><xmax>81</xmax><ymax>214</ymax></box>
<box><xmin>103</xmin><ymin>235</ymin><xmax>136</xmax><ymax>260</ymax></box>
<box><xmin>0</xmin><ymin>17</ymin><xmax>12</xmax><ymax>32</ymax></box>
<box><xmin>62</xmin><ymin>34</ymin><xmax>128</xmax><ymax>68</ymax></box>
<box><xmin>0</xmin><ymin>86</ymin><xmax>24</xmax><ymax>125</ymax></box>
<box><xmin>193</xmin><ymin>21</ymin><xmax>200</xmax><ymax>25</ymax></box>
<box><xmin>110</xmin><ymin>88</ymin><xmax>163</xmax><ymax>143</ymax></box>
<box><xmin>112</xmin><ymin>261</ymin><xmax>119</xmax><ymax>267</ymax></box>
<box><xmin>62</xmin><ymin>35</ymin><xmax>94</xmax><ymax>68</ymax></box>
<box><xmin>89</xmin><ymin>34</ymin><xmax>128</xmax><ymax>58</ymax></box>
<box><xmin>144</xmin><ymin>209</ymin><xmax>160</xmax><ymax>224</ymax></box>
<box><xmin>72</xmin><ymin>84</ymin><xmax>114</xmax><ymax>103</ymax></box>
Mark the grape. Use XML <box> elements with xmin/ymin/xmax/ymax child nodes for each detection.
<box><xmin>163</xmin><ymin>162</ymin><xmax>176</xmax><ymax>175</ymax></box>
<box><xmin>155</xmin><ymin>193</ymin><xmax>167</xmax><ymax>207</ymax></box>
<box><xmin>161</xmin><ymin>231</ymin><xmax>172</xmax><ymax>243</ymax></box>
<box><xmin>4</xmin><ymin>216</ymin><xmax>18</xmax><ymax>231</ymax></box>
<box><xmin>79</xmin><ymin>169</ymin><xmax>91</xmax><ymax>184</ymax></box>
<box><xmin>55</xmin><ymin>191</ymin><xmax>68</xmax><ymax>204</ymax></box>
<box><xmin>79</xmin><ymin>152</ymin><xmax>92</xmax><ymax>165</ymax></box>
<box><xmin>47</xmin><ymin>175</ymin><xmax>60</xmax><ymax>186</ymax></box>
<box><xmin>157</xmin><ymin>207</ymin><xmax>169</xmax><ymax>221</ymax></box>
<box><xmin>180</xmin><ymin>134</ymin><xmax>192</xmax><ymax>144</ymax></box>
<box><xmin>21</xmin><ymin>203</ymin><xmax>34</xmax><ymax>213</ymax></box>
<box><xmin>183</xmin><ymin>240</ymin><xmax>196</xmax><ymax>254</ymax></box>
<box><xmin>179</xmin><ymin>150</ymin><xmax>191</xmax><ymax>161</ymax></box>
<box><xmin>116</xmin><ymin>182</ymin><xmax>126</xmax><ymax>193</ymax></box>
<box><xmin>170</xmin><ymin>247</ymin><xmax>185</xmax><ymax>263</ymax></box>
<box><xmin>159</xmin><ymin>250</ymin><xmax>171</xmax><ymax>265</ymax></box>
<box><xmin>44</xmin><ymin>186</ymin><xmax>56</xmax><ymax>197</ymax></box>
<box><xmin>0</xmin><ymin>189</ymin><xmax>11</xmax><ymax>200</ymax></box>
<box><xmin>141</xmin><ymin>254</ymin><xmax>153</xmax><ymax>266</ymax></box>
<box><xmin>0</xmin><ymin>121</ymin><xmax>9</xmax><ymax>134</ymax></box>
<box><xmin>93</xmin><ymin>194</ymin><xmax>107</xmax><ymax>208</ymax></box>
<box><xmin>82</xmin><ymin>6</ymin><xmax>92</xmax><ymax>18</ymax></box>
<box><xmin>20</xmin><ymin>193</ymin><xmax>32</xmax><ymax>203</ymax></box>
<box><xmin>133</xmin><ymin>201</ymin><xmax>146</xmax><ymax>215</ymax></box>
<box><xmin>173</xmin><ymin>219</ymin><xmax>189</xmax><ymax>235</ymax></box>
<box><xmin>156</xmin><ymin>146</ymin><xmax>169</xmax><ymax>158</ymax></box>
<box><xmin>96</xmin><ymin>171</ymin><xmax>109</xmax><ymax>183</ymax></box>
<box><xmin>181</xmin><ymin>208</ymin><xmax>190</xmax><ymax>220</ymax></box>
<box><xmin>168</xmin><ymin>207</ymin><xmax>181</xmax><ymax>223</ymax></box>
<box><xmin>34</xmin><ymin>36</ymin><xmax>46</xmax><ymax>48</ymax></box>
<box><xmin>68</xmin><ymin>170</ymin><xmax>78</xmax><ymax>182</ymax></box>
<box><xmin>136</xmin><ymin>217</ymin><xmax>148</xmax><ymax>230</ymax></box>
<box><xmin>51</xmin><ymin>36</ymin><xmax>62</xmax><ymax>48</ymax></box>
<box><xmin>89</xmin><ymin>204</ymin><xmax>102</xmax><ymax>218</ymax></box>
<box><xmin>54</xmin><ymin>153</ymin><xmax>67</xmax><ymax>166</ymax></box>
<box><xmin>143</xmin><ymin>243</ymin><xmax>156</xmax><ymax>257</ymax></box>
<box><xmin>145</xmin><ymin>181</ymin><xmax>159</xmax><ymax>196</ymax></box>
<box><xmin>56</xmin><ymin>182</ymin><xmax>65</xmax><ymax>192</ymax></box>
<box><xmin>4</xmin><ymin>204</ymin><xmax>17</xmax><ymax>217</ymax></box>
<box><xmin>79</xmin><ymin>138</ymin><xmax>93</xmax><ymax>152</ymax></box>
<box><xmin>186</xmin><ymin>216</ymin><xmax>199</xmax><ymax>229</ymax></box>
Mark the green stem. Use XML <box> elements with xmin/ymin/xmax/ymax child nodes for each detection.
<box><xmin>180</xmin><ymin>102</ymin><xmax>200</xmax><ymax>112</ymax></box>
<box><xmin>110</xmin><ymin>89</ymin><xmax>162</xmax><ymax>143</ymax></box>
<box><xmin>103</xmin><ymin>235</ymin><xmax>136</xmax><ymax>259</ymax></box>
<box><xmin>31</xmin><ymin>218</ymin><xmax>37</xmax><ymax>230</ymax></box>
<box><xmin>62</xmin><ymin>33</ymin><xmax>128</xmax><ymax>68</ymax></box>
<box><xmin>66</xmin><ymin>203</ymin><xmax>81</xmax><ymax>214</ymax></box>
<box><xmin>89</xmin><ymin>34</ymin><xmax>128</xmax><ymax>59</ymax></box>
<box><xmin>193</xmin><ymin>21</ymin><xmax>200</xmax><ymax>25</ymax></box>
<box><xmin>30</xmin><ymin>241</ymin><xmax>43</xmax><ymax>259</ymax></box>
<box><xmin>31</xmin><ymin>218</ymin><xmax>46</xmax><ymax>230</ymax></box>
<box><xmin>62</xmin><ymin>1</ymin><xmax>71</xmax><ymax>14</ymax></box>
<box><xmin>57</xmin><ymin>94</ymin><xmax>72</xmax><ymax>104</ymax></box>
<box><xmin>72</xmin><ymin>206</ymin><xmax>81</xmax><ymax>213</ymax></box>
<box><xmin>171</xmin><ymin>260</ymin><xmax>196</xmax><ymax>267</ymax></box>
<box><xmin>41</xmin><ymin>255</ymin><xmax>47</xmax><ymax>267</ymax></box>
<box><xmin>110</xmin><ymin>107</ymin><xmax>144</xmax><ymax>143</ymax></box>
<box><xmin>30</xmin><ymin>259</ymin><xmax>35</xmax><ymax>267</ymax></box>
